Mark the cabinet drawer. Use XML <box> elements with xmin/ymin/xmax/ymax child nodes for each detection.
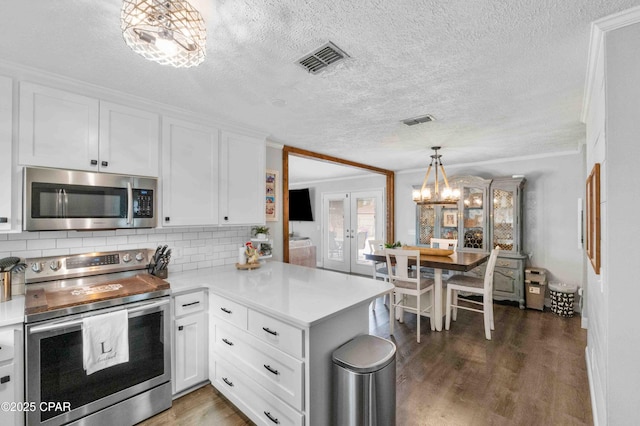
<box><xmin>174</xmin><ymin>290</ymin><xmax>206</xmax><ymax>317</ymax></box>
<box><xmin>214</xmin><ymin>358</ymin><xmax>304</xmax><ymax>426</ymax></box>
<box><xmin>211</xmin><ymin>294</ymin><xmax>248</xmax><ymax>329</ymax></box>
<box><xmin>495</xmin><ymin>258</ymin><xmax>520</xmax><ymax>269</ymax></box>
<box><xmin>248</xmin><ymin>310</ymin><xmax>303</xmax><ymax>359</ymax></box>
<box><xmin>215</xmin><ymin>320</ymin><xmax>303</xmax><ymax>410</ymax></box>
<box><xmin>0</xmin><ymin>330</ymin><xmax>14</xmax><ymax>362</ymax></box>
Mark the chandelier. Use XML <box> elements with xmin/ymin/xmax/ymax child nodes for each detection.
<box><xmin>121</xmin><ymin>0</ymin><xmax>206</xmax><ymax>68</ymax></box>
<box><xmin>412</xmin><ymin>146</ymin><xmax>460</xmax><ymax>205</ymax></box>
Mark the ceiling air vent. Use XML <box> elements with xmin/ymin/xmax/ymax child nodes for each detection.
<box><xmin>401</xmin><ymin>114</ymin><xmax>436</xmax><ymax>126</ymax></box>
<box><xmin>297</xmin><ymin>41</ymin><xmax>349</xmax><ymax>74</ymax></box>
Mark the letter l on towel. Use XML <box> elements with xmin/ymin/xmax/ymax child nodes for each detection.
<box><xmin>83</xmin><ymin>309</ymin><xmax>129</xmax><ymax>375</ymax></box>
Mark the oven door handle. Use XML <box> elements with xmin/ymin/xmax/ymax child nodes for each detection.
<box><xmin>28</xmin><ymin>298</ymin><xmax>170</xmax><ymax>334</ymax></box>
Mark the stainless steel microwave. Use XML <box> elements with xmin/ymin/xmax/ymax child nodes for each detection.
<box><xmin>24</xmin><ymin>167</ymin><xmax>157</xmax><ymax>231</ymax></box>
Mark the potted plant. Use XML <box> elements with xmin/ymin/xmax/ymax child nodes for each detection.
<box><xmin>252</xmin><ymin>226</ymin><xmax>270</xmax><ymax>240</ymax></box>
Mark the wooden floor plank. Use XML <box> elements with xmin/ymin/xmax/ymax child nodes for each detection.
<box><xmin>140</xmin><ymin>300</ymin><xmax>592</xmax><ymax>425</ymax></box>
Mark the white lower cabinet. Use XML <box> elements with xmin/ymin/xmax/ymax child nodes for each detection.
<box><xmin>0</xmin><ymin>325</ymin><xmax>24</xmax><ymax>426</ymax></box>
<box><xmin>210</xmin><ymin>293</ymin><xmax>305</xmax><ymax>426</ymax></box>
<box><xmin>172</xmin><ymin>290</ymin><xmax>208</xmax><ymax>395</ymax></box>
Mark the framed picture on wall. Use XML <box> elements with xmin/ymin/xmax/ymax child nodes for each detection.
<box><xmin>266</xmin><ymin>169</ymin><xmax>279</xmax><ymax>221</ymax></box>
<box><xmin>585</xmin><ymin>163</ymin><xmax>600</xmax><ymax>274</ymax></box>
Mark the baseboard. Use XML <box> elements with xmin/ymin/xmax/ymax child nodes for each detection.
<box><xmin>585</xmin><ymin>346</ymin><xmax>599</xmax><ymax>426</ymax></box>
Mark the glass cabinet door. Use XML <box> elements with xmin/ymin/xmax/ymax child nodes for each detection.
<box><xmin>416</xmin><ymin>205</ymin><xmax>435</xmax><ymax>245</ymax></box>
<box><xmin>462</xmin><ymin>187</ymin><xmax>486</xmax><ymax>250</ymax></box>
<box><xmin>490</xmin><ymin>177</ymin><xmax>525</xmax><ymax>254</ymax></box>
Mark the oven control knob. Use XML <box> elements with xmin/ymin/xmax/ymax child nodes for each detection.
<box><xmin>49</xmin><ymin>260</ymin><xmax>61</xmax><ymax>271</ymax></box>
<box><xmin>31</xmin><ymin>262</ymin><xmax>43</xmax><ymax>273</ymax></box>
<box><xmin>135</xmin><ymin>252</ymin><xmax>145</xmax><ymax>262</ymax></box>
<box><xmin>122</xmin><ymin>253</ymin><xmax>132</xmax><ymax>263</ymax></box>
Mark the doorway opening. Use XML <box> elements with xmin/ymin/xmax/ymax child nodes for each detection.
<box><xmin>282</xmin><ymin>146</ymin><xmax>394</xmax><ymax>264</ymax></box>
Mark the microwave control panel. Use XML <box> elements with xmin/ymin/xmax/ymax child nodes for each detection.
<box><xmin>133</xmin><ymin>189</ymin><xmax>154</xmax><ymax>218</ymax></box>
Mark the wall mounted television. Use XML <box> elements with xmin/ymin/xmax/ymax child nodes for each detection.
<box><xmin>289</xmin><ymin>188</ymin><xmax>314</xmax><ymax>221</ymax></box>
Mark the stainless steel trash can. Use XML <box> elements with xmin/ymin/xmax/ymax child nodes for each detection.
<box><xmin>332</xmin><ymin>334</ymin><xmax>396</xmax><ymax>426</ymax></box>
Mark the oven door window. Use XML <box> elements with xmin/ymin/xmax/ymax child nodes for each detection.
<box><xmin>31</xmin><ymin>182</ymin><xmax>127</xmax><ymax>219</ymax></box>
<box><xmin>38</xmin><ymin>312</ymin><xmax>165</xmax><ymax>422</ymax></box>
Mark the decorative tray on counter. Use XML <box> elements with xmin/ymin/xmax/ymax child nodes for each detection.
<box><xmin>235</xmin><ymin>263</ymin><xmax>261</xmax><ymax>270</ymax></box>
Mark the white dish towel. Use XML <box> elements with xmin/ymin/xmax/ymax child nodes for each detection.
<box><xmin>82</xmin><ymin>309</ymin><xmax>129</xmax><ymax>375</ymax></box>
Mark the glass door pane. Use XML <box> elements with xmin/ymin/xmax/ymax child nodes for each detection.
<box><xmin>350</xmin><ymin>191</ymin><xmax>383</xmax><ymax>275</ymax></box>
<box><xmin>322</xmin><ymin>193</ymin><xmax>350</xmax><ymax>273</ymax></box>
<box><xmin>327</xmin><ymin>199</ymin><xmax>346</xmax><ymax>262</ymax></box>
<box><xmin>463</xmin><ymin>187</ymin><xmax>484</xmax><ymax>249</ymax></box>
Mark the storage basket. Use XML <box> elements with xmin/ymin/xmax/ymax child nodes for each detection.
<box><xmin>548</xmin><ymin>282</ymin><xmax>577</xmax><ymax>317</ymax></box>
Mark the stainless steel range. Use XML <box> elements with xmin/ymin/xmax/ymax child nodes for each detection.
<box><xmin>24</xmin><ymin>249</ymin><xmax>172</xmax><ymax>426</ymax></box>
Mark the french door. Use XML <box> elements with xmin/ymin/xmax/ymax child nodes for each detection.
<box><xmin>322</xmin><ymin>190</ymin><xmax>384</xmax><ymax>275</ymax></box>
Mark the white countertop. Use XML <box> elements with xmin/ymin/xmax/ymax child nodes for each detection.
<box><xmin>0</xmin><ymin>295</ymin><xmax>25</xmax><ymax>327</ymax></box>
<box><xmin>167</xmin><ymin>261</ymin><xmax>393</xmax><ymax>328</ymax></box>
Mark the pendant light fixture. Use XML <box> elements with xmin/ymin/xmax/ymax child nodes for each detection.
<box><xmin>121</xmin><ymin>0</ymin><xmax>206</xmax><ymax>68</ymax></box>
<box><xmin>412</xmin><ymin>146</ymin><xmax>460</xmax><ymax>205</ymax></box>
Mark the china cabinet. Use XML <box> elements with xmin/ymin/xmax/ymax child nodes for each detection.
<box><xmin>416</xmin><ymin>175</ymin><xmax>526</xmax><ymax>307</ymax></box>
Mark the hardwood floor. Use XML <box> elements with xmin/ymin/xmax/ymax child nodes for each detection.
<box><xmin>140</xmin><ymin>300</ymin><xmax>592</xmax><ymax>425</ymax></box>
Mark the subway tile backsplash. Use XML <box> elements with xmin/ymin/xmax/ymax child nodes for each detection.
<box><xmin>0</xmin><ymin>226</ymin><xmax>252</xmax><ymax>295</ymax></box>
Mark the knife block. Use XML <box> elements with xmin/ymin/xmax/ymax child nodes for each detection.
<box><xmin>152</xmin><ymin>269</ymin><xmax>168</xmax><ymax>279</ymax></box>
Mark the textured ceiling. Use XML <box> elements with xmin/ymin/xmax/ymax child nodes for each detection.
<box><xmin>1</xmin><ymin>1</ymin><xmax>639</xmax><ymax>180</ymax></box>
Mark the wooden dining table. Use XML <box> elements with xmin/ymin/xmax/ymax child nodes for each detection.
<box><xmin>365</xmin><ymin>250</ymin><xmax>489</xmax><ymax>331</ymax></box>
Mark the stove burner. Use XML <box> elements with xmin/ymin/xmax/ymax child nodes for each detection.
<box><xmin>70</xmin><ymin>284</ymin><xmax>124</xmax><ymax>296</ymax></box>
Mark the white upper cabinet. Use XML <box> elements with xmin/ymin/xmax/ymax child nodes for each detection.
<box><xmin>162</xmin><ymin>117</ymin><xmax>219</xmax><ymax>227</ymax></box>
<box><xmin>19</xmin><ymin>82</ymin><xmax>100</xmax><ymax>171</ymax></box>
<box><xmin>219</xmin><ymin>131</ymin><xmax>265</xmax><ymax>226</ymax></box>
<box><xmin>19</xmin><ymin>82</ymin><xmax>159</xmax><ymax>176</ymax></box>
<box><xmin>98</xmin><ymin>101</ymin><xmax>159</xmax><ymax>176</ymax></box>
<box><xmin>0</xmin><ymin>75</ymin><xmax>12</xmax><ymax>232</ymax></box>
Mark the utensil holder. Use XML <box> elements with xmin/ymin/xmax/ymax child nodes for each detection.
<box><xmin>1</xmin><ymin>271</ymin><xmax>12</xmax><ymax>302</ymax></box>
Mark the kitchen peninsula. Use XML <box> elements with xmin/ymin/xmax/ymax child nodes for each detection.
<box><xmin>168</xmin><ymin>261</ymin><xmax>393</xmax><ymax>426</ymax></box>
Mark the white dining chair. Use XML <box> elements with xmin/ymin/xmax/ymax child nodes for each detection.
<box><xmin>386</xmin><ymin>249</ymin><xmax>435</xmax><ymax>343</ymax></box>
<box><xmin>445</xmin><ymin>248</ymin><xmax>500</xmax><ymax>340</ymax></box>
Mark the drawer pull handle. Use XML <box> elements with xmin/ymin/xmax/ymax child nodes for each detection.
<box><xmin>262</xmin><ymin>327</ymin><xmax>279</xmax><ymax>336</ymax></box>
<box><xmin>264</xmin><ymin>411</ymin><xmax>280</xmax><ymax>424</ymax></box>
<box><xmin>263</xmin><ymin>364</ymin><xmax>280</xmax><ymax>375</ymax></box>
<box><xmin>220</xmin><ymin>307</ymin><xmax>232</xmax><ymax>314</ymax></box>
<box><xmin>0</xmin><ymin>375</ymin><xmax>9</xmax><ymax>384</ymax></box>
<box><xmin>222</xmin><ymin>338</ymin><xmax>234</xmax><ymax>346</ymax></box>
<box><xmin>222</xmin><ymin>377</ymin><xmax>234</xmax><ymax>387</ymax></box>
<box><xmin>182</xmin><ymin>301</ymin><xmax>200</xmax><ymax>308</ymax></box>
<box><xmin>178</xmin><ymin>326</ymin><xmax>184</xmax><ymax>331</ymax></box>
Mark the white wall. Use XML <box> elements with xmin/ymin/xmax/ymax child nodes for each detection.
<box><xmin>584</xmin><ymin>17</ymin><xmax>640</xmax><ymax>425</ymax></box>
<box><xmin>396</xmin><ymin>152</ymin><xmax>585</xmax><ymax>287</ymax></box>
